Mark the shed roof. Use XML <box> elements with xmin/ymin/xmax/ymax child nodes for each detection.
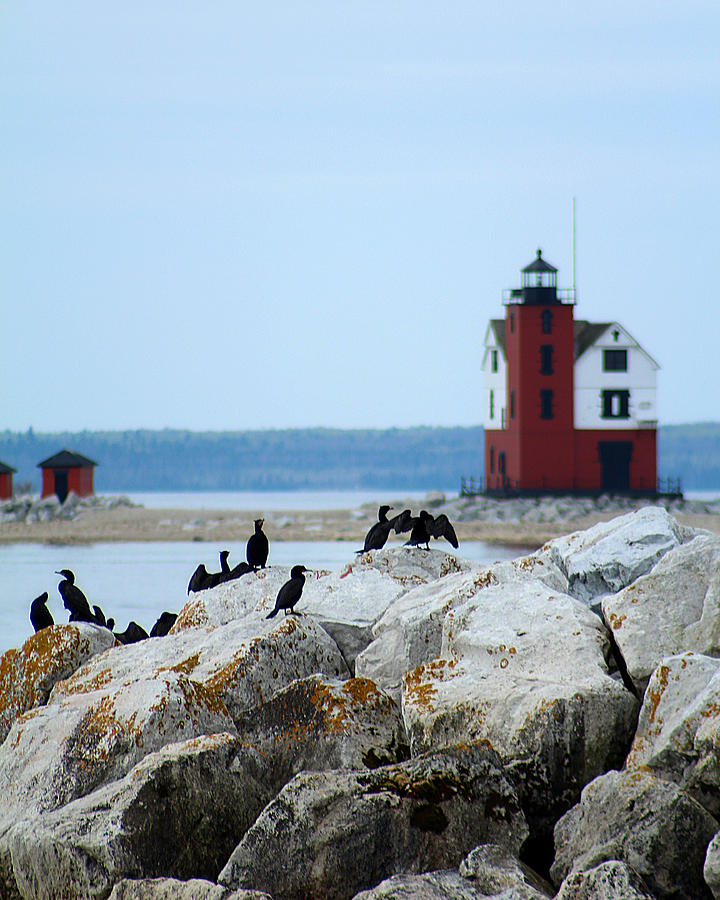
<box><xmin>37</xmin><ymin>449</ymin><xmax>98</xmax><ymax>469</ymax></box>
<box><xmin>0</xmin><ymin>461</ymin><xmax>17</xmax><ymax>475</ymax></box>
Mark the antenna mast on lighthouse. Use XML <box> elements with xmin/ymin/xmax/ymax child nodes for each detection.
<box><xmin>572</xmin><ymin>196</ymin><xmax>577</xmax><ymax>298</ymax></box>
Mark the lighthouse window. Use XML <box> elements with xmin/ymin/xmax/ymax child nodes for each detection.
<box><xmin>541</xmin><ymin>309</ymin><xmax>553</xmax><ymax>334</ymax></box>
<box><xmin>603</xmin><ymin>349</ymin><xmax>627</xmax><ymax>372</ymax></box>
<box><xmin>540</xmin><ymin>344</ymin><xmax>554</xmax><ymax>374</ymax></box>
<box><xmin>491</xmin><ymin>349</ymin><xmax>499</xmax><ymax>372</ymax></box>
<box><xmin>602</xmin><ymin>389</ymin><xmax>630</xmax><ymax>419</ymax></box>
<box><xmin>510</xmin><ymin>390</ymin><xmax>515</xmax><ymax>419</ymax></box>
<box><xmin>489</xmin><ymin>390</ymin><xmax>495</xmax><ymax>419</ymax></box>
<box><xmin>490</xmin><ymin>446</ymin><xmax>495</xmax><ymax>473</ymax></box>
<box><xmin>540</xmin><ymin>389</ymin><xmax>554</xmax><ymax>419</ymax></box>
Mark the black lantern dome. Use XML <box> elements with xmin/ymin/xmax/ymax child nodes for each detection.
<box><xmin>520</xmin><ymin>249</ymin><xmax>558</xmax><ymax>304</ymax></box>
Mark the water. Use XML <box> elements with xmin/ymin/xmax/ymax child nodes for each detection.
<box><xmin>124</xmin><ymin>489</ymin><xmax>440</xmax><ymax>511</ymax></box>
<box><xmin>0</xmin><ymin>539</ymin><xmax>521</xmax><ymax>657</ymax></box>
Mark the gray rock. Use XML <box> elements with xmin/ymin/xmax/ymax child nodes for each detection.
<box><xmin>233</xmin><ymin>673</ymin><xmax>409</xmax><ymax>783</ymax></box>
<box><xmin>554</xmin><ymin>861</ymin><xmax>655</xmax><ymax>899</ymax></box>
<box><xmin>219</xmin><ymin>743</ymin><xmax>528</xmax><ymax>900</ymax></box>
<box><xmin>625</xmin><ymin>652</ymin><xmax>720</xmax><ymax>817</ymax></box>
<box><xmin>458</xmin><ymin>843</ymin><xmax>553</xmax><ymax>897</ymax></box>
<box><xmin>109</xmin><ymin>881</ymin><xmax>271</xmax><ymax>900</ymax></box>
<box><xmin>0</xmin><ymin>623</ymin><xmax>116</xmax><ymax>744</ymax></box>
<box><xmin>401</xmin><ymin>580</ymin><xmax>638</xmax><ymax>835</ymax></box>
<box><xmin>544</xmin><ymin>507</ymin><xmax>691</xmax><ymax>604</ymax></box>
<box><xmin>7</xmin><ymin>734</ymin><xmax>272</xmax><ymax>900</ymax></box>
<box><xmin>350</xmin><ymin>870</ymin><xmax>483</xmax><ymax>898</ymax></box>
<box><xmin>551</xmin><ymin>768</ymin><xmax>718</xmax><ymax>899</ymax></box>
<box><xmin>602</xmin><ymin>534</ymin><xmax>720</xmax><ymax>693</ymax></box>
<box><xmin>705</xmin><ymin>832</ymin><xmax>720</xmax><ymax>899</ymax></box>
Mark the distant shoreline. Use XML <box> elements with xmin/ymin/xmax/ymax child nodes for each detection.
<box><xmin>1</xmin><ymin>503</ymin><xmax>718</xmax><ymax>548</ymax></box>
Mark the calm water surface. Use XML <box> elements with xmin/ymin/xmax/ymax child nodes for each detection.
<box><xmin>0</xmin><ymin>539</ymin><xmax>521</xmax><ymax>657</ymax></box>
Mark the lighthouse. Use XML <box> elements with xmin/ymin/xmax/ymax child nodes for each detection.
<box><xmin>482</xmin><ymin>250</ymin><xmax>659</xmax><ymax>495</ymax></box>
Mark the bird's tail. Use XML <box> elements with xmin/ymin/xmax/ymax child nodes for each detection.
<box><xmin>266</xmin><ymin>608</ymin><xmax>278</xmax><ymax>619</ymax></box>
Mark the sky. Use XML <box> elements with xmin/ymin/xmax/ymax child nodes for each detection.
<box><xmin>2</xmin><ymin>1</ymin><xmax>719</xmax><ymax>432</ymax></box>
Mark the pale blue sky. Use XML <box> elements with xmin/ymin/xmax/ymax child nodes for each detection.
<box><xmin>2</xmin><ymin>1</ymin><xmax>718</xmax><ymax>431</ymax></box>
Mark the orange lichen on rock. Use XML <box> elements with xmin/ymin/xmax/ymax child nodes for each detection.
<box><xmin>404</xmin><ymin>659</ymin><xmax>458</xmax><ymax>713</ymax></box>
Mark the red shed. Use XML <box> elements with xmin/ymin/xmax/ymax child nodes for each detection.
<box><xmin>0</xmin><ymin>461</ymin><xmax>16</xmax><ymax>501</ymax></box>
<box><xmin>38</xmin><ymin>450</ymin><xmax>98</xmax><ymax>503</ymax></box>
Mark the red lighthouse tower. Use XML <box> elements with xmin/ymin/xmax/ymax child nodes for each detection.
<box><xmin>483</xmin><ymin>250</ymin><xmax>659</xmax><ymax>495</ymax></box>
<box><xmin>486</xmin><ymin>250</ymin><xmax>576</xmax><ymax>491</ymax></box>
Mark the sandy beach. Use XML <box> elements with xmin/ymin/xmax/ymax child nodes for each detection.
<box><xmin>1</xmin><ymin>502</ymin><xmax>719</xmax><ymax>549</ymax></box>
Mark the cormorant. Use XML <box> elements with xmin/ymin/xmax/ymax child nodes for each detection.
<box><xmin>246</xmin><ymin>519</ymin><xmax>269</xmax><ymax>569</ymax></box>
<box><xmin>92</xmin><ymin>605</ymin><xmax>107</xmax><ymax>627</ymax></box>
<box><xmin>187</xmin><ymin>551</ymin><xmax>254</xmax><ymax>594</ymax></box>
<box><xmin>114</xmin><ymin>621</ymin><xmax>150</xmax><ymax>644</ymax></box>
<box><xmin>397</xmin><ymin>510</ymin><xmax>459</xmax><ymax>551</ymax></box>
<box><xmin>106</xmin><ymin>617</ymin><xmax>115</xmax><ymax>631</ymax></box>
<box><xmin>30</xmin><ymin>592</ymin><xmax>54</xmax><ymax>633</ymax></box>
<box><xmin>266</xmin><ymin>565</ymin><xmax>308</xmax><ymax>618</ymax></box>
<box><xmin>219</xmin><ymin>550</ymin><xmax>230</xmax><ymax>574</ymax></box>
<box><xmin>55</xmin><ymin>569</ymin><xmax>95</xmax><ymax>623</ymax></box>
<box><xmin>357</xmin><ymin>505</ymin><xmax>394</xmax><ymax>553</ymax></box>
<box><xmin>150</xmin><ymin>611</ymin><xmax>178</xmax><ymax>637</ymax></box>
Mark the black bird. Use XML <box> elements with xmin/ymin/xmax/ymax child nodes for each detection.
<box><xmin>106</xmin><ymin>617</ymin><xmax>115</xmax><ymax>631</ymax></box>
<box><xmin>114</xmin><ymin>621</ymin><xmax>149</xmax><ymax>644</ymax></box>
<box><xmin>357</xmin><ymin>505</ymin><xmax>395</xmax><ymax>553</ymax></box>
<box><xmin>150</xmin><ymin>611</ymin><xmax>178</xmax><ymax>637</ymax></box>
<box><xmin>187</xmin><ymin>551</ymin><xmax>253</xmax><ymax>594</ymax></box>
<box><xmin>30</xmin><ymin>592</ymin><xmax>54</xmax><ymax>633</ymax></box>
<box><xmin>56</xmin><ymin>569</ymin><xmax>95</xmax><ymax>623</ymax></box>
<box><xmin>247</xmin><ymin>518</ymin><xmax>269</xmax><ymax>570</ymax></box>
<box><xmin>219</xmin><ymin>550</ymin><xmax>231</xmax><ymax>574</ymax></box>
<box><xmin>92</xmin><ymin>605</ymin><xmax>107</xmax><ymax>627</ymax></box>
<box><xmin>266</xmin><ymin>565</ymin><xmax>308</xmax><ymax>619</ymax></box>
<box><xmin>398</xmin><ymin>510</ymin><xmax>459</xmax><ymax>551</ymax></box>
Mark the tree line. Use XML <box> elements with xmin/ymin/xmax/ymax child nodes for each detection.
<box><xmin>0</xmin><ymin>423</ymin><xmax>717</xmax><ymax>493</ymax></box>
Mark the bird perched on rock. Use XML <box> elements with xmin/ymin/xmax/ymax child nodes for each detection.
<box><xmin>114</xmin><ymin>621</ymin><xmax>149</xmax><ymax>644</ymax></box>
<box><xmin>266</xmin><ymin>565</ymin><xmax>308</xmax><ymax>618</ymax></box>
<box><xmin>92</xmin><ymin>605</ymin><xmax>110</xmax><ymax>627</ymax></box>
<box><xmin>357</xmin><ymin>505</ymin><xmax>400</xmax><ymax>553</ymax></box>
<box><xmin>397</xmin><ymin>510</ymin><xmax>459</xmax><ymax>551</ymax></box>
<box><xmin>246</xmin><ymin>518</ymin><xmax>269</xmax><ymax>570</ymax></box>
<box><xmin>30</xmin><ymin>592</ymin><xmax>54</xmax><ymax>633</ymax></box>
<box><xmin>55</xmin><ymin>569</ymin><xmax>95</xmax><ymax>623</ymax></box>
<box><xmin>187</xmin><ymin>550</ymin><xmax>253</xmax><ymax>594</ymax></box>
<box><xmin>150</xmin><ymin>611</ymin><xmax>178</xmax><ymax>637</ymax></box>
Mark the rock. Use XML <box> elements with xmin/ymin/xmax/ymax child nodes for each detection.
<box><xmin>543</xmin><ymin>507</ymin><xmax>692</xmax><ymax>605</ymax></box>
<box><xmin>233</xmin><ymin>674</ymin><xmax>408</xmax><ymax>784</ymax></box>
<box><xmin>705</xmin><ymin>832</ymin><xmax>720</xmax><ymax>899</ymax></box>
<box><xmin>401</xmin><ymin>580</ymin><xmax>638</xmax><ymax>836</ymax></box>
<box><xmin>553</xmin><ymin>860</ymin><xmax>656</xmax><ymax>899</ymax></box>
<box><xmin>218</xmin><ymin>743</ymin><xmax>528</xmax><ymax>900</ymax></box>
<box><xmin>7</xmin><ymin>734</ymin><xmax>272</xmax><ymax>900</ymax></box>
<box><xmin>458</xmin><ymin>843</ymin><xmax>553</xmax><ymax>897</ymax></box>
<box><xmin>0</xmin><ymin>623</ymin><xmax>116</xmax><ymax>744</ymax></box>
<box><xmin>625</xmin><ymin>652</ymin><xmax>720</xmax><ymax>817</ymax></box>
<box><xmin>52</xmin><ymin>613</ymin><xmax>349</xmax><ymax>725</ymax></box>
<box><xmin>109</xmin><ymin>881</ymin><xmax>271</xmax><ymax>900</ymax></box>
<box><xmin>550</xmin><ymin>768</ymin><xmax>718</xmax><ymax>900</ymax></box>
<box><xmin>0</xmin><ymin>671</ymin><xmax>237</xmax><ymax>838</ymax></box>
<box><xmin>355</xmin><ymin>552</ymin><xmax>567</xmax><ymax>703</ymax></box>
<box><xmin>350</xmin><ymin>870</ymin><xmax>486</xmax><ymax>899</ymax></box>
<box><xmin>602</xmin><ymin>534</ymin><xmax>720</xmax><ymax>693</ymax></box>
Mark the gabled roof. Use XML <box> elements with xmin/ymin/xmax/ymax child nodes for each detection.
<box><xmin>0</xmin><ymin>460</ymin><xmax>16</xmax><ymax>475</ymax></box>
<box><xmin>490</xmin><ymin>319</ymin><xmax>506</xmax><ymax>356</ymax></box>
<box><xmin>574</xmin><ymin>321</ymin><xmax>612</xmax><ymax>360</ymax></box>
<box><xmin>37</xmin><ymin>449</ymin><xmax>98</xmax><ymax>469</ymax></box>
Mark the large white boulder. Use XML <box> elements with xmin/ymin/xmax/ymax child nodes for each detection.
<box><xmin>401</xmin><ymin>580</ymin><xmax>638</xmax><ymax>833</ymax></box>
<box><xmin>543</xmin><ymin>507</ymin><xmax>692</xmax><ymax>604</ymax></box>
<box><xmin>626</xmin><ymin>652</ymin><xmax>720</xmax><ymax>816</ymax></box>
<box><xmin>602</xmin><ymin>533</ymin><xmax>720</xmax><ymax>693</ymax></box>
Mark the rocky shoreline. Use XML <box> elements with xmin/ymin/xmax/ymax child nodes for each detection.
<box><xmin>1</xmin><ymin>490</ymin><xmax>719</xmax><ymax>547</ymax></box>
<box><xmin>2</xmin><ymin>506</ymin><xmax>720</xmax><ymax>897</ymax></box>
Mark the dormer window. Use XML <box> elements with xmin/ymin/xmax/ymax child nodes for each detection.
<box><xmin>491</xmin><ymin>349</ymin><xmax>498</xmax><ymax>372</ymax></box>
